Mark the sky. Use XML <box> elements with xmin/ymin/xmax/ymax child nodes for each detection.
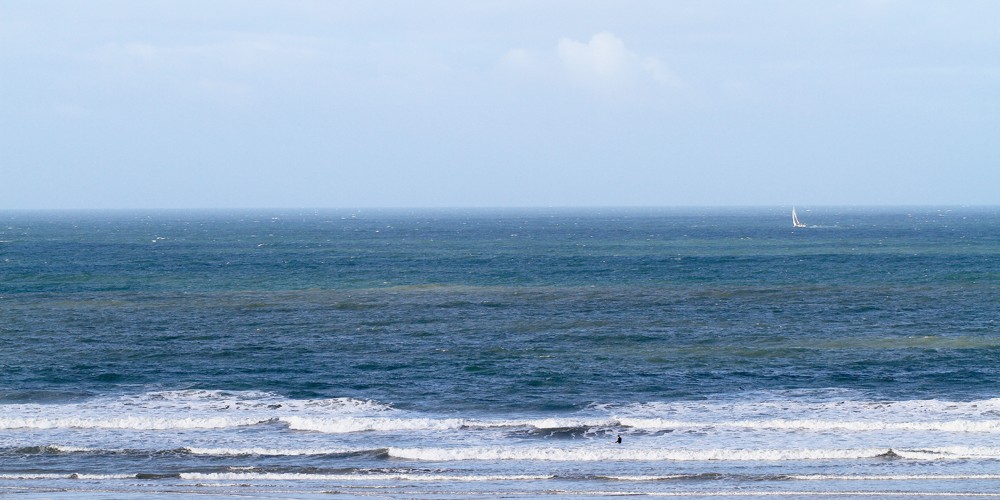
<box><xmin>1</xmin><ymin>1</ymin><xmax>998</xmax><ymax>209</ymax></box>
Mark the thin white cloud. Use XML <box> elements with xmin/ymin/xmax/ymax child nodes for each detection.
<box><xmin>77</xmin><ymin>35</ymin><xmax>324</xmax><ymax>109</ymax></box>
<box><xmin>498</xmin><ymin>48</ymin><xmax>540</xmax><ymax>74</ymax></box>
<box><xmin>87</xmin><ymin>35</ymin><xmax>320</xmax><ymax>71</ymax></box>
<box><xmin>557</xmin><ymin>32</ymin><xmax>631</xmax><ymax>83</ymax></box>
<box><xmin>501</xmin><ymin>31</ymin><xmax>681</xmax><ymax>95</ymax></box>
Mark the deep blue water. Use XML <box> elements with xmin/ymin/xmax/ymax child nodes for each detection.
<box><xmin>1</xmin><ymin>207</ymin><xmax>999</xmax><ymax>497</ymax></box>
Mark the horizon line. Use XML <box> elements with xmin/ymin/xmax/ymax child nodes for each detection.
<box><xmin>0</xmin><ymin>204</ymin><xmax>995</xmax><ymax>212</ymax></box>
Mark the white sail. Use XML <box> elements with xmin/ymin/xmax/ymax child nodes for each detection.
<box><xmin>792</xmin><ymin>207</ymin><xmax>806</xmax><ymax>228</ymax></box>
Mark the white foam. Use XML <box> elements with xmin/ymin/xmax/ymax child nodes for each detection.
<box><xmin>9</xmin><ymin>389</ymin><xmax>1000</xmax><ymax>437</ymax></box>
<box><xmin>111</xmin><ymin>390</ymin><xmax>394</xmax><ymax>414</ymax></box>
<box><xmin>899</xmin><ymin>447</ymin><xmax>1000</xmax><ymax>460</ymax></box>
<box><xmin>9</xmin><ymin>412</ymin><xmax>997</xmax><ymax>435</ymax></box>
<box><xmin>386</xmin><ymin>446</ymin><xmax>897</xmax><ymax>462</ymax></box>
<box><xmin>280</xmin><ymin>415</ymin><xmax>618</xmax><ymax>434</ymax></box>
<box><xmin>520</xmin><ymin>417</ymin><xmax>618</xmax><ymax>429</ymax></box>
<box><xmin>792</xmin><ymin>474</ymin><xmax>1000</xmax><ymax>481</ymax></box>
<box><xmin>745</xmin><ymin>418</ymin><xmax>1000</xmax><ymax>433</ymax></box>
<box><xmin>185</xmin><ymin>447</ymin><xmax>357</xmax><ymax>456</ymax></box>
<box><xmin>618</xmin><ymin>417</ymin><xmax>1000</xmax><ymax>433</ymax></box>
<box><xmin>179</xmin><ymin>472</ymin><xmax>553</xmax><ymax>482</ymax></box>
<box><xmin>602</xmin><ymin>475</ymin><xmax>692</xmax><ymax>481</ymax></box>
<box><xmin>0</xmin><ymin>473</ymin><xmax>133</xmax><ymax>480</ymax></box>
<box><xmin>40</xmin><ymin>445</ymin><xmax>93</xmax><ymax>453</ymax></box>
<box><xmin>0</xmin><ymin>390</ymin><xmax>397</xmax><ymax>432</ymax></box>
<box><xmin>0</xmin><ymin>416</ymin><xmax>263</xmax><ymax>430</ymax></box>
<box><xmin>383</xmin><ymin>445</ymin><xmax>1000</xmax><ymax>462</ymax></box>
<box><xmin>282</xmin><ymin>416</ymin><xmax>470</xmax><ymax>433</ymax></box>
<box><xmin>609</xmin><ymin>395</ymin><xmax>1000</xmax><ymax>427</ymax></box>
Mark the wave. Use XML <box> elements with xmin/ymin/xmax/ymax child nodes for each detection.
<box><xmin>6</xmin><ymin>470</ymin><xmax>1000</xmax><ymax>484</ymax></box>
<box><xmin>0</xmin><ymin>473</ymin><xmax>135</xmax><ymax>480</ymax></box>
<box><xmin>599</xmin><ymin>472</ymin><xmax>1000</xmax><ymax>482</ymax></box>
<box><xmin>184</xmin><ymin>447</ymin><xmax>388</xmax><ymax>458</ymax></box>
<box><xmin>11</xmin><ymin>444</ymin><xmax>1000</xmax><ymax>462</ymax></box>
<box><xmin>1</xmin><ymin>445</ymin><xmax>90</xmax><ymax>455</ymax></box>
<box><xmin>522</xmin><ymin>425</ymin><xmax>603</xmax><ymax>439</ymax></box>
<box><xmin>0</xmin><ymin>390</ymin><xmax>392</xmax><ymax>416</ymax></box>
<box><xmin>791</xmin><ymin>474</ymin><xmax>1000</xmax><ymax>481</ymax></box>
<box><xmin>0</xmin><ymin>414</ymin><xmax>606</xmax><ymax>434</ymax></box>
<box><xmin>0</xmin><ymin>445</ymin><xmax>202</xmax><ymax>458</ymax></box>
<box><xmin>386</xmin><ymin>446</ymin><xmax>1000</xmax><ymax>462</ymax></box>
<box><xmin>0</xmin><ymin>416</ymin><xmax>267</xmax><ymax>430</ymax></box>
<box><xmin>102</xmin><ymin>390</ymin><xmax>394</xmax><ymax>414</ymax></box>
<box><xmin>283</xmin><ymin>415</ymin><xmax>615</xmax><ymax>434</ymax></box>
<box><xmin>599</xmin><ymin>473</ymin><xmax>735</xmax><ymax>481</ymax></box>
<box><xmin>6</xmin><ymin>390</ymin><xmax>1000</xmax><ymax>438</ymax></box>
<box><xmin>0</xmin><ymin>471</ymin><xmax>552</xmax><ymax>483</ymax></box>
<box><xmin>283</xmin><ymin>416</ymin><xmax>470</xmax><ymax>433</ymax></box>
<box><xmin>618</xmin><ymin>417</ymin><xmax>1000</xmax><ymax>433</ymax></box>
<box><xmin>6</xmin><ymin>414</ymin><xmax>1000</xmax><ymax>436</ymax></box>
<box><xmin>178</xmin><ymin>472</ymin><xmax>553</xmax><ymax>482</ymax></box>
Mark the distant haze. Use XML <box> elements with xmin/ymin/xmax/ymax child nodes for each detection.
<box><xmin>2</xmin><ymin>1</ymin><xmax>998</xmax><ymax>209</ymax></box>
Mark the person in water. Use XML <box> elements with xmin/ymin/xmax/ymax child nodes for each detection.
<box><xmin>615</xmin><ymin>434</ymin><xmax>622</xmax><ymax>444</ymax></box>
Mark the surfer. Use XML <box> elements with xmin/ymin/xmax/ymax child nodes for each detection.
<box><xmin>615</xmin><ymin>434</ymin><xmax>622</xmax><ymax>444</ymax></box>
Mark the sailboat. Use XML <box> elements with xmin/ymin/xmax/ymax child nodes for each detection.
<box><xmin>792</xmin><ymin>207</ymin><xmax>806</xmax><ymax>228</ymax></box>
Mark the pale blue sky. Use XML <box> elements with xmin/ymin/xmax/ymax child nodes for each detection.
<box><xmin>2</xmin><ymin>1</ymin><xmax>998</xmax><ymax>209</ymax></box>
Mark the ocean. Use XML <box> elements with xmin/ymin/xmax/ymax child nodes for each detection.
<box><xmin>1</xmin><ymin>206</ymin><xmax>999</xmax><ymax>498</ymax></box>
